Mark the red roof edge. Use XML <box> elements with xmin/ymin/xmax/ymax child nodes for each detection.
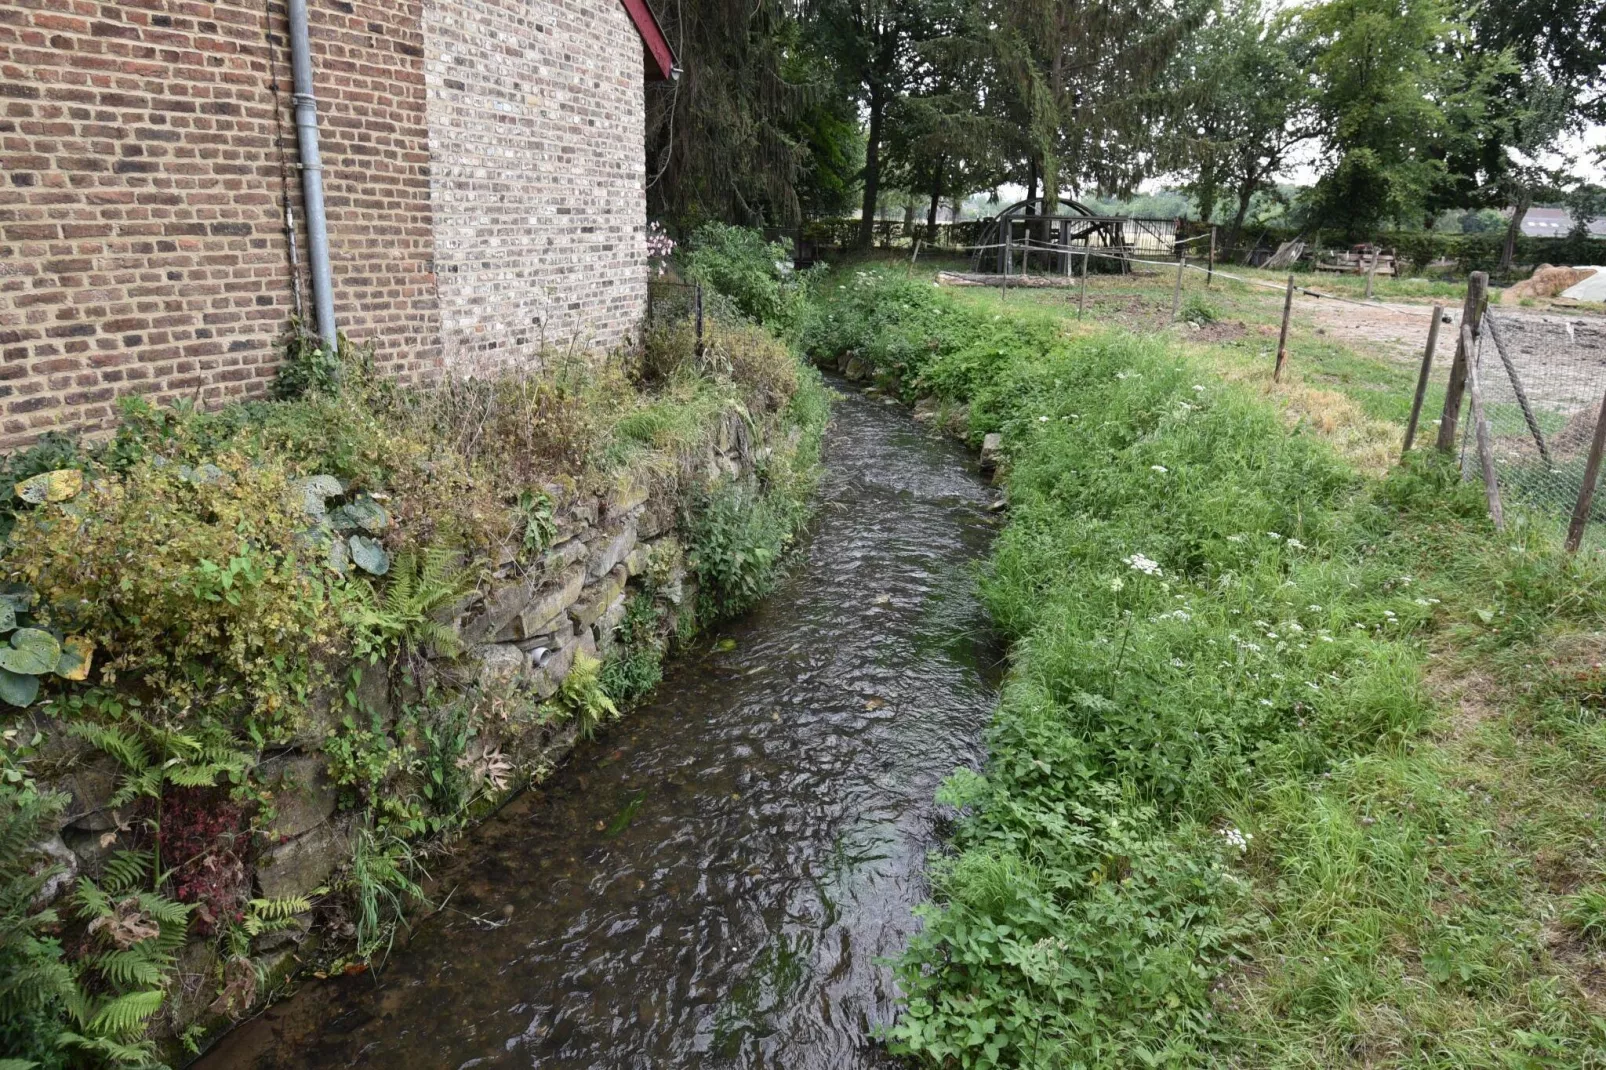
<box><xmin>620</xmin><ymin>0</ymin><xmax>676</xmax><ymax>81</ymax></box>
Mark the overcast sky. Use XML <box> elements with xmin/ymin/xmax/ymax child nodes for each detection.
<box><xmin>984</xmin><ymin>123</ymin><xmax>1606</xmax><ymax>208</ymax></box>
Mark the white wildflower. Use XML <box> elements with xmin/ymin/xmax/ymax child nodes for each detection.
<box><xmin>1123</xmin><ymin>553</ymin><xmax>1162</xmax><ymax>576</ymax></box>
<box><xmin>1267</xmin><ymin>532</ymin><xmax>1283</xmax><ymax>540</ymax></box>
<box><xmin>1151</xmin><ymin>464</ymin><xmax>1168</xmax><ymax>473</ymax></box>
<box><xmin>1038</xmin><ymin>415</ymin><xmax>1050</xmax><ymax>422</ymax></box>
<box><xmin>1286</xmin><ymin>538</ymin><xmax>1306</xmax><ymax>549</ymax></box>
<box><xmin>1221</xmin><ymin>827</ymin><xmax>1251</xmax><ymax>852</ymax></box>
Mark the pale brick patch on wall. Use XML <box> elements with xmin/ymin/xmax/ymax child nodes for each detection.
<box><xmin>425</xmin><ymin>0</ymin><xmax>647</xmax><ymax>368</ymax></box>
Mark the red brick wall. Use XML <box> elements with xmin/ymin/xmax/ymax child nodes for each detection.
<box><xmin>306</xmin><ymin>0</ymin><xmax>440</xmax><ymax>381</ymax></box>
<box><xmin>0</xmin><ymin>0</ymin><xmax>297</xmax><ymax>445</ymax></box>
<box><xmin>0</xmin><ymin>0</ymin><xmax>447</xmax><ymax>449</ymax></box>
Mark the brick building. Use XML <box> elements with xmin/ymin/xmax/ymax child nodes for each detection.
<box><xmin>0</xmin><ymin>0</ymin><xmax>674</xmax><ymax>448</ymax></box>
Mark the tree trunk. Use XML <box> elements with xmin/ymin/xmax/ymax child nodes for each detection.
<box><xmin>856</xmin><ymin>85</ymin><xmax>887</xmax><ymax>250</ymax></box>
<box><xmin>1040</xmin><ymin>152</ymin><xmax>1059</xmax><ymax>270</ymax></box>
<box><xmin>926</xmin><ymin>155</ymin><xmax>945</xmax><ymax>244</ymax></box>
<box><xmin>901</xmin><ymin>200</ymin><xmax>916</xmax><ymax>237</ymax></box>
<box><xmin>1226</xmin><ymin>183</ymin><xmax>1255</xmax><ymax>259</ymax></box>
<box><xmin>1499</xmin><ymin>194</ymin><xmax>1531</xmax><ymax>273</ymax></box>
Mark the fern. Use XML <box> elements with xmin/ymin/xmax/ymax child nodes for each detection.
<box><xmin>555</xmin><ymin>651</ymin><xmax>620</xmax><ymax>740</ymax></box>
<box><xmin>84</xmin><ymin>989</ymin><xmax>165</xmax><ymax>1040</ymax></box>
<box><xmin>98</xmin><ymin>851</ymin><xmax>150</xmax><ymax>896</ymax></box>
<box><xmin>343</xmin><ymin>546</ymin><xmax>473</xmax><ymax>659</ymax></box>
<box><xmin>226</xmin><ymin>894</ymin><xmax>314</xmax><ymax>960</ymax></box>
<box><xmin>56</xmin><ymin>1031</ymin><xmax>166</xmax><ymax>1069</ymax></box>
<box><xmin>0</xmin><ymin>787</ymin><xmax>77</xmax><ymax>1065</ymax></box>
<box><xmin>246</xmin><ymin>895</ymin><xmax>312</xmax><ymax>925</ymax></box>
<box><xmin>61</xmin><ymin>852</ymin><xmax>190</xmax><ymax>1064</ymax></box>
<box><xmin>91</xmin><ymin>949</ymin><xmax>166</xmax><ymax>989</ymax></box>
<box><xmin>68</xmin><ymin>712</ymin><xmax>252</xmax><ymax>811</ymax></box>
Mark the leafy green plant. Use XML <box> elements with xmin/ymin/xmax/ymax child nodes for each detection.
<box><xmin>0</xmin><ymin>433</ymin><xmax>89</xmax><ymax>542</ymax></box>
<box><xmin>514</xmin><ymin>490</ymin><xmax>557</xmax><ymax>561</ymax></box>
<box><xmin>681</xmin><ymin>223</ymin><xmax>817</xmax><ymax>331</ymax></box>
<box><xmin>7</xmin><ymin>452</ymin><xmax>338</xmax><ymax>727</ymax></box>
<box><xmin>599</xmin><ymin>594</ymin><xmax>665</xmax><ymax>704</ymax></box>
<box><xmin>0</xmin><ymin>609</ymin><xmax>93</xmax><ymax>709</ymax></box>
<box><xmin>271</xmin><ymin>323</ymin><xmax>345</xmax><ymax>401</ymax></box>
<box><xmin>1180</xmin><ymin>293</ymin><xmax>1221</xmax><ymax>325</ymax></box>
<box><xmin>684</xmin><ymin>481</ymin><xmax>799</xmax><ymax>620</ymax></box>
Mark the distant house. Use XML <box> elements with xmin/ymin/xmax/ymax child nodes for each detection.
<box><xmin>1520</xmin><ymin>207</ymin><xmax>1606</xmax><ymax>238</ymax></box>
<box><xmin>0</xmin><ymin>0</ymin><xmax>675</xmax><ymax>448</ymax></box>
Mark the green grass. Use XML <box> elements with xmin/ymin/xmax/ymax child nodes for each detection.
<box><xmin>803</xmin><ymin>266</ymin><xmax>1606</xmax><ymax>1068</ymax></box>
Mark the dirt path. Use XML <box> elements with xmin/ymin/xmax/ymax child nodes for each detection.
<box><xmin>1302</xmin><ymin>297</ymin><xmax>1455</xmax><ymax>363</ymax></box>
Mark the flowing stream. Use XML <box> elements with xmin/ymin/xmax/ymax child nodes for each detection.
<box><xmin>200</xmin><ymin>385</ymin><xmax>1001</xmax><ymax>1070</ymax></box>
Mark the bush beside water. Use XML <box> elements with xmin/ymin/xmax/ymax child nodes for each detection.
<box><xmin>805</xmin><ymin>268</ymin><xmax>1606</xmax><ymax>1067</ymax></box>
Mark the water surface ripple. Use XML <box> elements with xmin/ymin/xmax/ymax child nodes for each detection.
<box><xmin>201</xmin><ymin>385</ymin><xmax>1000</xmax><ymax>1070</ymax></box>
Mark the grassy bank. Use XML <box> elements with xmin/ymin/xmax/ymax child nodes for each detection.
<box><xmin>804</xmin><ymin>268</ymin><xmax>1606</xmax><ymax>1067</ymax></box>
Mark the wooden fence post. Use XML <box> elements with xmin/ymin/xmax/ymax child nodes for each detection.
<box><xmin>1273</xmin><ymin>273</ymin><xmax>1295</xmax><ymax>382</ymax></box>
<box><xmin>694</xmin><ymin>283</ymin><xmax>704</xmax><ymax>359</ymax></box>
<box><xmin>1078</xmin><ymin>248</ymin><xmax>1089</xmax><ymax>320</ymax></box>
<box><xmin>1207</xmin><ymin>226</ymin><xmax>1217</xmax><ymax>287</ymax></box>
<box><xmin>1567</xmin><ymin>391</ymin><xmax>1606</xmax><ymax>552</ymax></box>
<box><xmin>1466</xmin><ymin>324</ymin><xmax>1504</xmax><ymax>531</ymax></box>
<box><xmin>1401</xmin><ymin>303</ymin><xmax>1444</xmax><ymax>457</ymax></box>
<box><xmin>1171</xmin><ymin>255</ymin><xmax>1186</xmax><ymax>320</ymax></box>
<box><xmin>907</xmin><ymin>238</ymin><xmax>922</xmax><ymax>278</ymax></box>
<box><xmin>1364</xmin><ymin>244</ymin><xmax>1380</xmax><ymax>300</ymax></box>
<box><xmin>1002</xmin><ymin>224</ymin><xmax>1011</xmax><ymax>301</ymax></box>
<box><xmin>1435</xmin><ymin>271</ymin><xmax>1489</xmax><ymax>452</ymax></box>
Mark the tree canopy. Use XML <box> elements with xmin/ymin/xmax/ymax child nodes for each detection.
<box><xmin>646</xmin><ymin>0</ymin><xmax>1606</xmax><ymax>247</ymax></box>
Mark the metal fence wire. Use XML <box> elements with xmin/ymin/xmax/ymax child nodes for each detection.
<box><xmin>1460</xmin><ymin>310</ymin><xmax>1606</xmax><ymax>534</ymax></box>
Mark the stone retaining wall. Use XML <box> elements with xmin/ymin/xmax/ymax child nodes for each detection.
<box><xmin>25</xmin><ymin>401</ymin><xmax>770</xmax><ymax>1049</ymax></box>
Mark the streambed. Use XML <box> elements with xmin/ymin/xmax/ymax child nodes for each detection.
<box><xmin>199</xmin><ymin>384</ymin><xmax>1001</xmax><ymax>1069</ymax></box>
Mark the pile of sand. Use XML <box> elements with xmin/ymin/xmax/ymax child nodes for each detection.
<box><xmin>1502</xmin><ymin>264</ymin><xmax>1598</xmax><ymax>303</ymax></box>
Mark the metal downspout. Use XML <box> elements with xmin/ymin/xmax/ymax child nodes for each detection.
<box><xmin>287</xmin><ymin>0</ymin><xmax>338</xmax><ymax>351</ymax></box>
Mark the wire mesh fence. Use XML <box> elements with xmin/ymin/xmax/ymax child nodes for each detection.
<box><xmin>1459</xmin><ymin>310</ymin><xmax>1606</xmax><ymax>542</ymax></box>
